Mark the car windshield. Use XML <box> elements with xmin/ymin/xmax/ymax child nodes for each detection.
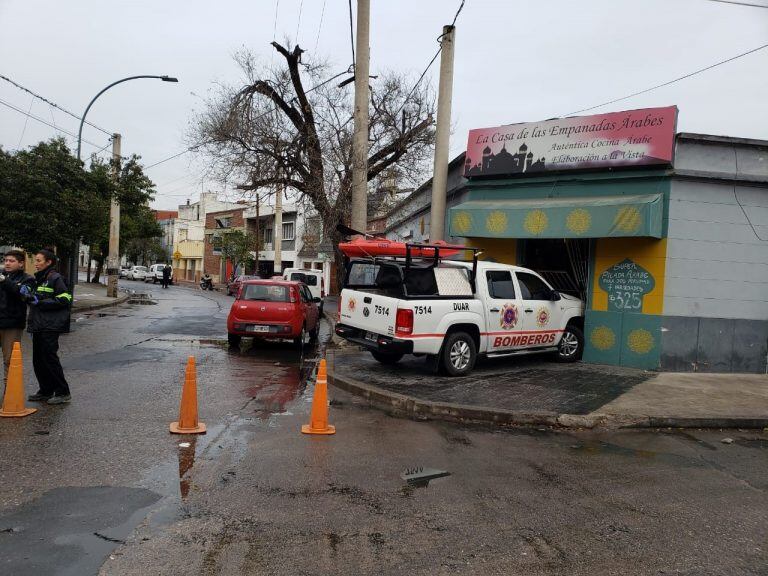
<box><xmin>135</xmin><ymin>267</ymin><xmax>147</xmax><ymax>272</ymax></box>
<box><xmin>242</xmin><ymin>284</ymin><xmax>290</xmax><ymax>302</ymax></box>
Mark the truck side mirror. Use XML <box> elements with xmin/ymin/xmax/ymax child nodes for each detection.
<box><xmin>550</xmin><ymin>290</ymin><xmax>561</xmax><ymax>301</ymax></box>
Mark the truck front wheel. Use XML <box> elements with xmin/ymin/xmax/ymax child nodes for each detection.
<box><xmin>371</xmin><ymin>350</ymin><xmax>404</xmax><ymax>365</ymax></box>
<box><xmin>440</xmin><ymin>331</ymin><xmax>476</xmax><ymax>376</ymax></box>
<box><xmin>555</xmin><ymin>325</ymin><xmax>583</xmax><ymax>362</ymax></box>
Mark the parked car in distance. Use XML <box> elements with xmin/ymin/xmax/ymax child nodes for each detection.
<box><xmin>282</xmin><ymin>268</ymin><xmax>325</xmax><ymax>313</ymax></box>
<box><xmin>227</xmin><ymin>275</ymin><xmax>259</xmax><ymax>296</ymax></box>
<box><xmin>118</xmin><ymin>267</ymin><xmax>130</xmax><ymax>279</ymax></box>
<box><xmin>126</xmin><ymin>265</ymin><xmax>148</xmax><ymax>281</ymax></box>
<box><xmin>227</xmin><ymin>279</ymin><xmax>321</xmax><ymax>349</ymax></box>
<box><xmin>144</xmin><ymin>263</ymin><xmax>173</xmax><ymax>284</ymax></box>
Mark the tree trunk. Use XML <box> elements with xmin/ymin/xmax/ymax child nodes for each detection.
<box><xmin>92</xmin><ymin>254</ymin><xmax>104</xmax><ymax>284</ymax></box>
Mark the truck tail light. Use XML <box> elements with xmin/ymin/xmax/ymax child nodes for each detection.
<box><xmin>395</xmin><ymin>308</ymin><xmax>414</xmax><ymax>336</ymax></box>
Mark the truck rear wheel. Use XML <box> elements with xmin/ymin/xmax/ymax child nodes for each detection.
<box><xmin>555</xmin><ymin>325</ymin><xmax>583</xmax><ymax>362</ymax></box>
<box><xmin>440</xmin><ymin>331</ymin><xmax>476</xmax><ymax>376</ymax></box>
<box><xmin>371</xmin><ymin>350</ymin><xmax>404</xmax><ymax>365</ymax></box>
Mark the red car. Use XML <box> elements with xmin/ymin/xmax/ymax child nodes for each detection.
<box><xmin>227</xmin><ymin>274</ymin><xmax>259</xmax><ymax>296</ymax></box>
<box><xmin>227</xmin><ymin>279</ymin><xmax>321</xmax><ymax>348</ymax></box>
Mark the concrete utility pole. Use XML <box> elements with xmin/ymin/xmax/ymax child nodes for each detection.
<box><xmin>273</xmin><ymin>181</ymin><xmax>283</xmax><ymax>274</ymax></box>
<box><xmin>429</xmin><ymin>25</ymin><xmax>456</xmax><ymax>242</ymax></box>
<box><xmin>106</xmin><ymin>133</ymin><xmax>122</xmax><ymax>298</ymax></box>
<box><xmin>351</xmin><ymin>0</ymin><xmax>371</xmax><ymax>234</ymax></box>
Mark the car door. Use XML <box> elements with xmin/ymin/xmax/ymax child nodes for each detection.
<box><xmin>483</xmin><ymin>269</ymin><xmax>525</xmax><ymax>353</ymax></box>
<box><xmin>515</xmin><ymin>271</ymin><xmax>561</xmax><ymax>348</ymax></box>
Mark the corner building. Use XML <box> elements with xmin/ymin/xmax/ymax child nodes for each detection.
<box><xmin>394</xmin><ymin>108</ymin><xmax>768</xmax><ymax>372</ymax></box>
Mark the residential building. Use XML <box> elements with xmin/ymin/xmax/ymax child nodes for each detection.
<box><xmin>172</xmin><ymin>193</ymin><xmax>244</xmax><ymax>282</ymax></box>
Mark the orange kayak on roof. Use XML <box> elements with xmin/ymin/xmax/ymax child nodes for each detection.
<box><xmin>338</xmin><ymin>237</ymin><xmax>464</xmax><ymax>258</ymax></box>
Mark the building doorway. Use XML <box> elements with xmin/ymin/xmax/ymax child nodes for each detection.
<box><xmin>520</xmin><ymin>238</ymin><xmax>590</xmax><ymax>301</ymax></box>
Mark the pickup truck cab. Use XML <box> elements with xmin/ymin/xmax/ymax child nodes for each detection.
<box><xmin>335</xmin><ymin>246</ymin><xmax>584</xmax><ymax>376</ymax></box>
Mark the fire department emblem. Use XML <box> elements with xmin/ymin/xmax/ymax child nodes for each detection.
<box><xmin>348</xmin><ymin>297</ymin><xmax>357</xmax><ymax>312</ymax></box>
<box><xmin>500</xmin><ymin>303</ymin><xmax>519</xmax><ymax>330</ymax></box>
<box><xmin>536</xmin><ymin>307</ymin><xmax>550</xmax><ymax>327</ymax></box>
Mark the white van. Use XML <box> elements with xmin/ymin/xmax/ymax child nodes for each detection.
<box><xmin>282</xmin><ymin>268</ymin><xmax>325</xmax><ymax>313</ymax></box>
<box><xmin>145</xmin><ymin>263</ymin><xmax>174</xmax><ymax>284</ymax></box>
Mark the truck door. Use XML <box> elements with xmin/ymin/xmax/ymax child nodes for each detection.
<box><xmin>483</xmin><ymin>270</ymin><xmax>524</xmax><ymax>352</ymax></box>
<box><xmin>515</xmin><ymin>271</ymin><xmax>561</xmax><ymax>348</ymax></box>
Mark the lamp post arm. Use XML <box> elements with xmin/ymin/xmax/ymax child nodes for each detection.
<box><xmin>76</xmin><ymin>75</ymin><xmax>175</xmax><ymax>161</ymax></box>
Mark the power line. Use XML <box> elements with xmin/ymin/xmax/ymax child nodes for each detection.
<box><xmin>703</xmin><ymin>0</ymin><xmax>768</xmax><ymax>7</ymax></box>
<box><xmin>313</xmin><ymin>0</ymin><xmax>327</xmax><ymax>54</ymax></box>
<box><xmin>145</xmin><ymin>69</ymin><xmax>350</xmax><ymax>171</ymax></box>
<box><xmin>565</xmin><ymin>43</ymin><xmax>768</xmax><ymax>116</ymax></box>
<box><xmin>394</xmin><ymin>0</ymin><xmax>468</xmax><ymax>119</ymax></box>
<box><xmin>347</xmin><ymin>0</ymin><xmax>356</xmax><ymax>66</ymax></box>
<box><xmin>16</xmin><ymin>97</ymin><xmax>34</xmax><ymax>148</ymax></box>
<box><xmin>0</xmin><ymin>96</ymin><xmax>109</xmax><ymax>151</ymax></box>
<box><xmin>295</xmin><ymin>0</ymin><xmax>304</xmax><ymax>42</ymax></box>
<box><xmin>0</xmin><ymin>73</ymin><xmax>113</xmax><ymax>136</ymax></box>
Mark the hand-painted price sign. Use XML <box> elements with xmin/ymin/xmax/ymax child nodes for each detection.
<box><xmin>599</xmin><ymin>258</ymin><xmax>655</xmax><ymax>312</ymax></box>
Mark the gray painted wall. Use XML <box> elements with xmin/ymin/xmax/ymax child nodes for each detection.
<box><xmin>664</xmin><ymin>138</ymin><xmax>768</xmax><ymax>320</ymax></box>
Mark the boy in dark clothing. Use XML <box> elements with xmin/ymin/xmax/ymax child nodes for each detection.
<box><xmin>0</xmin><ymin>250</ymin><xmax>34</xmax><ymax>385</ymax></box>
<box><xmin>27</xmin><ymin>249</ymin><xmax>72</xmax><ymax>405</ymax></box>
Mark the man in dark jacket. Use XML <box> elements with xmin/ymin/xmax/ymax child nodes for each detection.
<box><xmin>0</xmin><ymin>249</ymin><xmax>34</xmax><ymax>385</ymax></box>
<box><xmin>161</xmin><ymin>264</ymin><xmax>171</xmax><ymax>289</ymax></box>
<box><xmin>27</xmin><ymin>249</ymin><xmax>72</xmax><ymax>405</ymax></box>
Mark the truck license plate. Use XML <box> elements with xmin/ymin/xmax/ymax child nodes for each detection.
<box><xmin>365</xmin><ymin>331</ymin><xmax>378</xmax><ymax>342</ymax></box>
<box><xmin>247</xmin><ymin>325</ymin><xmax>269</xmax><ymax>333</ymax></box>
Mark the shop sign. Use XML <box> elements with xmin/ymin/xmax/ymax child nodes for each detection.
<box><xmin>598</xmin><ymin>258</ymin><xmax>655</xmax><ymax>312</ymax></box>
<box><xmin>465</xmin><ymin>106</ymin><xmax>677</xmax><ymax>178</ymax></box>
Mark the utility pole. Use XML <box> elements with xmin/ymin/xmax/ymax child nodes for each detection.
<box><xmin>429</xmin><ymin>25</ymin><xmax>456</xmax><ymax>242</ymax></box>
<box><xmin>351</xmin><ymin>0</ymin><xmax>371</xmax><ymax>234</ymax></box>
<box><xmin>273</xmin><ymin>181</ymin><xmax>283</xmax><ymax>274</ymax></box>
<box><xmin>106</xmin><ymin>133</ymin><xmax>122</xmax><ymax>298</ymax></box>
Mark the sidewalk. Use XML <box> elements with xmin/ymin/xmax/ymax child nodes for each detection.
<box><xmin>72</xmin><ymin>283</ymin><xmax>130</xmax><ymax>313</ymax></box>
<box><xmin>325</xmin><ymin>310</ymin><xmax>768</xmax><ymax>429</ymax></box>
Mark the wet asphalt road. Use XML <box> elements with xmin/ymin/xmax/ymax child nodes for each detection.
<box><xmin>0</xmin><ymin>282</ymin><xmax>766</xmax><ymax>575</ymax></box>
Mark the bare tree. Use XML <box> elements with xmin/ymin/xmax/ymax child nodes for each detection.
<box><xmin>190</xmin><ymin>42</ymin><xmax>436</xmax><ymax>282</ymax></box>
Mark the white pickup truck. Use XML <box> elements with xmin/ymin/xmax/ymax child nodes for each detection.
<box><xmin>335</xmin><ymin>247</ymin><xmax>585</xmax><ymax>376</ymax></box>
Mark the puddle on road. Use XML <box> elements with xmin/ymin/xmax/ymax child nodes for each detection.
<box><xmin>569</xmin><ymin>440</ymin><xmax>706</xmax><ymax>468</ymax></box>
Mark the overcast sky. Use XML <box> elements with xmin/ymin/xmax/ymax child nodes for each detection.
<box><xmin>1</xmin><ymin>0</ymin><xmax>766</xmax><ymax>210</ymax></box>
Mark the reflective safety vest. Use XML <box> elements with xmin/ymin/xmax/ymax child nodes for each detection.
<box><xmin>27</xmin><ymin>269</ymin><xmax>72</xmax><ymax>334</ymax></box>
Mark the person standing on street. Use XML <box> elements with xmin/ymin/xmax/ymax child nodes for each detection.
<box><xmin>0</xmin><ymin>250</ymin><xmax>34</xmax><ymax>386</ymax></box>
<box><xmin>161</xmin><ymin>264</ymin><xmax>171</xmax><ymax>289</ymax></box>
<box><xmin>27</xmin><ymin>249</ymin><xmax>72</xmax><ymax>405</ymax></box>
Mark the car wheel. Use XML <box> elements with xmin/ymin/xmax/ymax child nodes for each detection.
<box><xmin>555</xmin><ymin>324</ymin><xmax>583</xmax><ymax>363</ymax></box>
<box><xmin>293</xmin><ymin>325</ymin><xmax>307</xmax><ymax>349</ymax></box>
<box><xmin>371</xmin><ymin>350</ymin><xmax>404</xmax><ymax>365</ymax></box>
<box><xmin>309</xmin><ymin>322</ymin><xmax>319</xmax><ymax>342</ymax></box>
<box><xmin>440</xmin><ymin>331</ymin><xmax>476</xmax><ymax>377</ymax></box>
<box><xmin>228</xmin><ymin>333</ymin><xmax>241</xmax><ymax>348</ymax></box>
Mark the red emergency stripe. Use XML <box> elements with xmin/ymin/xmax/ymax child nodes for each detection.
<box><xmin>401</xmin><ymin>329</ymin><xmax>564</xmax><ymax>339</ymax></box>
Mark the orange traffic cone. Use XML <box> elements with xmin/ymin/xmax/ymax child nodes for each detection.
<box><xmin>0</xmin><ymin>342</ymin><xmax>36</xmax><ymax>418</ymax></box>
<box><xmin>302</xmin><ymin>358</ymin><xmax>335</xmax><ymax>435</ymax></box>
<box><xmin>170</xmin><ymin>356</ymin><xmax>206</xmax><ymax>434</ymax></box>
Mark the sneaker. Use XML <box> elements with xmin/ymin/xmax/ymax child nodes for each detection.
<box><xmin>28</xmin><ymin>392</ymin><xmax>52</xmax><ymax>402</ymax></box>
<box><xmin>47</xmin><ymin>395</ymin><xmax>71</xmax><ymax>405</ymax></box>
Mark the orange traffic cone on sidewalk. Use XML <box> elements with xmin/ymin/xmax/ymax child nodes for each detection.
<box><xmin>0</xmin><ymin>342</ymin><xmax>36</xmax><ymax>418</ymax></box>
<box><xmin>302</xmin><ymin>358</ymin><xmax>335</xmax><ymax>435</ymax></box>
<box><xmin>170</xmin><ymin>356</ymin><xmax>206</xmax><ymax>434</ymax></box>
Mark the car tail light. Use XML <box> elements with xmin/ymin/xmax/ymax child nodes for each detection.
<box><xmin>395</xmin><ymin>308</ymin><xmax>414</xmax><ymax>336</ymax></box>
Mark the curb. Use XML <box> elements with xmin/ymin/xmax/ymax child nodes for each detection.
<box><xmin>73</xmin><ymin>293</ymin><xmax>131</xmax><ymax>314</ymax></box>
<box><xmin>329</xmin><ymin>364</ymin><xmax>768</xmax><ymax>430</ymax></box>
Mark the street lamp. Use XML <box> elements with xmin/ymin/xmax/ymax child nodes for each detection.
<box><xmin>76</xmin><ymin>75</ymin><xmax>178</xmax><ymax>161</ymax></box>
<box><xmin>72</xmin><ymin>74</ymin><xmax>178</xmax><ymax>296</ymax></box>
